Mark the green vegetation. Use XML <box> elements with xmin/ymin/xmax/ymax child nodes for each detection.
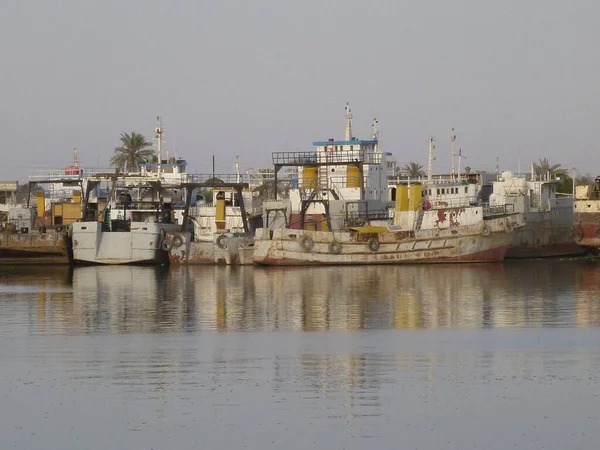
<box><xmin>533</xmin><ymin>158</ymin><xmax>566</xmax><ymax>178</ymax></box>
<box><xmin>110</xmin><ymin>132</ymin><xmax>154</xmax><ymax>172</ymax></box>
<box><xmin>403</xmin><ymin>161</ymin><xmax>425</xmax><ymax>178</ymax></box>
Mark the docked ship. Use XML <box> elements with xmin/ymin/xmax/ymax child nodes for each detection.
<box><xmin>253</xmin><ymin>105</ymin><xmax>525</xmax><ymax>266</ymax></box>
<box><xmin>1</xmin><ymin>198</ymin><xmax>68</xmax><ymax>263</ymax></box>
<box><xmin>0</xmin><ymin>226</ymin><xmax>69</xmax><ymax>264</ymax></box>
<box><xmin>70</xmin><ymin>120</ymin><xmax>184</xmax><ymax>265</ymax></box>
<box><xmin>572</xmin><ymin>176</ymin><xmax>600</xmax><ymax>253</ymax></box>
<box><xmin>489</xmin><ymin>171</ymin><xmax>584</xmax><ymax>258</ymax></box>
<box><xmin>70</xmin><ymin>173</ymin><xmax>182</xmax><ymax>264</ymax></box>
<box><xmin>163</xmin><ymin>173</ymin><xmax>262</xmax><ymax>265</ymax></box>
<box><xmin>1</xmin><ymin>151</ymin><xmax>86</xmax><ymax>264</ymax></box>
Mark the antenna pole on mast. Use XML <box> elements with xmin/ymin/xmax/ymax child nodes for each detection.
<box><xmin>451</xmin><ymin>128</ymin><xmax>456</xmax><ymax>179</ymax></box>
<box><xmin>427</xmin><ymin>137</ymin><xmax>435</xmax><ymax>182</ymax></box>
<box><xmin>344</xmin><ymin>103</ymin><xmax>353</xmax><ymax>141</ymax></box>
<box><xmin>496</xmin><ymin>157</ymin><xmax>500</xmax><ymax>179</ymax></box>
<box><xmin>155</xmin><ymin>117</ymin><xmax>163</xmax><ymax>177</ymax></box>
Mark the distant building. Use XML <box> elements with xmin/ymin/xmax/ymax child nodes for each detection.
<box><xmin>0</xmin><ymin>181</ymin><xmax>18</xmax><ymax>206</ymax></box>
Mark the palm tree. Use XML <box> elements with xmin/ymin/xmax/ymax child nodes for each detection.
<box><xmin>575</xmin><ymin>173</ymin><xmax>595</xmax><ymax>187</ymax></box>
<box><xmin>110</xmin><ymin>132</ymin><xmax>154</xmax><ymax>172</ymax></box>
<box><xmin>533</xmin><ymin>158</ymin><xmax>566</xmax><ymax>179</ymax></box>
<box><xmin>403</xmin><ymin>161</ymin><xmax>425</xmax><ymax>178</ymax></box>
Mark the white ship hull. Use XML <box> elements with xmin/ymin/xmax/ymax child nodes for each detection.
<box><xmin>71</xmin><ymin>221</ymin><xmax>180</xmax><ymax>265</ymax></box>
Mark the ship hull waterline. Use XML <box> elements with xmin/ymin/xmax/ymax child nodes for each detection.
<box><xmin>165</xmin><ymin>231</ymin><xmax>254</xmax><ymax>265</ymax></box>
<box><xmin>71</xmin><ymin>221</ymin><xmax>179</xmax><ymax>265</ymax></box>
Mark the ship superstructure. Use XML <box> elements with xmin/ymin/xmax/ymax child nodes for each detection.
<box><xmin>254</xmin><ymin>105</ymin><xmax>525</xmax><ymax>265</ymax></box>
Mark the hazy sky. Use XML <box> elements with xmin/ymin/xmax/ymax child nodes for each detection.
<box><xmin>1</xmin><ymin>0</ymin><xmax>599</xmax><ymax>182</ymax></box>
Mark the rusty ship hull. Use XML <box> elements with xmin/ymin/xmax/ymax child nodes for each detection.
<box><xmin>165</xmin><ymin>231</ymin><xmax>254</xmax><ymax>265</ymax></box>
<box><xmin>253</xmin><ymin>215</ymin><xmax>523</xmax><ymax>266</ymax></box>
<box><xmin>573</xmin><ymin>201</ymin><xmax>600</xmax><ymax>253</ymax></box>
<box><xmin>506</xmin><ymin>210</ymin><xmax>585</xmax><ymax>258</ymax></box>
<box><xmin>0</xmin><ymin>231</ymin><xmax>70</xmax><ymax>264</ymax></box>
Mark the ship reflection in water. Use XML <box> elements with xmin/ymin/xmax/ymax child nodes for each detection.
<box><xmin>63</xmin><ymin>260</ymin><xmax>600</xmax><ymax>332</ymax></box>
<box><xmin>2</xmin><ymin>261</ymin><xmax>600</xmax><ymax>449</ymax></box>
<box><xmin>1</xmin><ymin>260</ymin><xmax>599</xmax><ymax>333</ymax></box>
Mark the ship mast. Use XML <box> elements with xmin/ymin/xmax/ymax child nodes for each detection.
<box><xmin>155</xmin><ymin>117</ymin><xmax>163</xmax><ymax>177</ymax></box>
<box><xmin>371</xmin><ymin>118</ymin><xmax>379</xmax><ymax>154</ymax></box>
<box><xmin>427</xmin><ymin>137</ymin><xmax>435</xmax><ymax>182</ymax></box>
<box><xmin>451</xmin><ymin>128</ymin><xmax>456</xmax><ymax>179</ymax></box>
<box><xmin>344</xmin><ymin>103</ymin><xmax>352</xmax><ymax>141</ymax></box>
<box><xmin>371</xmin><ymin>118</ymin><xmax>379</xmax><ymax>140</ymax></box>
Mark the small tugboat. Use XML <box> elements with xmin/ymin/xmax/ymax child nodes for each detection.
<box><xmin>572</xmin><ymin>176</ymin><xmax>600</xmax><ymax>253</ymax></box>
<box><xmin>253</xmin><ymin>105</ymin><xmax>525</xmax><ymax>266</ymax></box>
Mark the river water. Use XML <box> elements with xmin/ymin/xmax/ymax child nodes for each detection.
<box><xmin>1</xmin><ymin>259</ymin><xmax>600</xmax><ymax>449</ymax></box>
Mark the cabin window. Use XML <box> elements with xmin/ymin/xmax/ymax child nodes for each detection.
<box><xmin>441</xmin><ymin>188</ymin><xmax>445</xmax><ymax>194</ymax></box>
<box><xmin>464</xmin><ymin>187</ymin><xmax>468</xmax><ymax>193</ymax></box>
<box><xmin>350</xmin><ymin>145</ymin><xmax>354</xmax><ymax>150</ymax></box>
<box><xmin>428</xmin><ymin>189</ymin><xmax>431</xmax><ymax>195</ymax></box>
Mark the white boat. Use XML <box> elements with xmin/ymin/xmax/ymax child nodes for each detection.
<box><xmin>72</xmin><ymin>220</ymin><xmax>179</xmax><ymax>264</ymax></box>
<box><xmin>71</xmin><ymin>119</ymin><xmax>185</xmax><ymax>265</ymax></box>
<box><xmin>71</xmin><ymin>178</ymin><xmax>182</xmax><ymax>265</ymax></box>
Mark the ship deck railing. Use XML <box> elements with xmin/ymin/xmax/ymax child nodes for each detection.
<box><xmin>387</xmin><ymin>174</ymin><xmax>485</xmax><ymax>186</ymax></box>
<box><xmin>345</xmin><ymin>209</ymin><xmax>391</xmax><ymax>222</ymax></box>
<box><xmin>272</xmin><ymin>150</ymin><xmax>382</xmax><ymax>167</ymax></box>
<box><xmin>185</xmin><ymin>173</ymin><xmax>256</xmax><ymax>186</ymax></box>
<box><xmin>482</xmin><ymin>203</ymin><xmax>515</xmax><ymax>217</ymax></box>
<box><xmin>423</xmin><ymin>197</ymin><xmax>477</xmax><ymax>209</ymax></box>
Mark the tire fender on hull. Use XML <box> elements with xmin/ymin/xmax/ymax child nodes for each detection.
<box><xmin>300</xmin><ymin>235</ymin><xmax>314</xmax><ymax>251</ymax></box>
<box><xmin>481</xmin><ymin>224</ymin><xmax>491</xmax><ymax>237</ymax></box>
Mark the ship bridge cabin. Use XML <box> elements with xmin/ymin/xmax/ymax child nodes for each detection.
<box><xmin>295</xmin><ymin>137</ymin><xmax>387</xmax><ymax>202</ymax></box>
<box><xmin>264</xmin><ymin>104</ymin><xmax>391</xmax><ymax>231</ymax></box>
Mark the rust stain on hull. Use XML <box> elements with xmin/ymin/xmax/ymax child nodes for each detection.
<box><xmin>573</xmin><ymin>211</ymin><xmax>600</xmax><ymax>252</ymax></box>
<box><xmin>0</xmin><ymin>232</ymin><xmax>68</xmax><ymax>263</ymax></box>
<box><xmin>253</xmin><ymin>215</ymin><xmax>525</xmax><ymax>266</ymax></box>
<box><xmin>166</xmin><ymin>232</ymin><xmax>254</xmax><ymax>265</ymax></box>
<box><xmin>254</xmin><ymin>245</ymin><xmax>509</xmax><ymax>266</ymax></box>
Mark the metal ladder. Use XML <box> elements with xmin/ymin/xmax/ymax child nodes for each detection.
<box><xmin>414</xmin><ymin>210</ymin><xmax>425</xmax><ymax>230</ymax></box>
